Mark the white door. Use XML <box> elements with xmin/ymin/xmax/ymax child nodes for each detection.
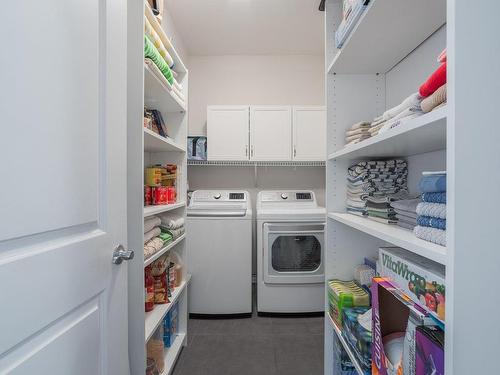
<box><xmin>207</xmin><ymin>106</ymin><xmax>249</xmax><ymax>160</ymax></box>
<box><xmin>293</xmin><ymin>107</ymin><xmax>326</xmax><ymax>161</ymax></box>
<box><xmin>0</xmin><ymin>1</ymin><xmax>129</xmax><ymax>375</ymax></box>
<box><xmin>250</xmin><ymin>106</ymin><xmax>292</xmax><ymax>161</ymax></box>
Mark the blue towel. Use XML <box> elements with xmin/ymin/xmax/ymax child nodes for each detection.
<box><xmin>422</xmin><ymin>192</ymin><xmax>446</xmax><ymax>204</ymax></box>
<box><xmin>417</xmin><ymin>215</ymin><xmax>446</xmax><ymax>230</ymax></box>
<box><xmin>419</xmin><ymin>174</ymin><xmax>446</xmax><ymax>193</ymax></box>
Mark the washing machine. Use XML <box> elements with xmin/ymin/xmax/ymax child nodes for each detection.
<box><xmin>187</xmin><ymin>190</ymin><xmax>252</xmax><ymax>316</ymax></box>
<box><xmin>257</xmin><ymin>190</ymin><xmax>325</xmax><ymax>314</ymax></box>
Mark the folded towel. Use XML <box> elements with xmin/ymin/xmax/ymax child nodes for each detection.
<box><xmin>417</xmin><ymin>216</ymin><xmax>446</xmax><ymax>230</ymax></box>
<box><xmin>421</xmin><ymin>84</ymin><xmax>447</xmax><ymax>113</ymax></box>
<box><xmin>394</xmin><ymin>209</ymin><xmax>418</xmax><ymax>221</ymax></box>
<box><xmin>419</xmin><ymin>173</ymin><xmax>446</xmax><ymax>193</ymax></box>
<box><xmin>347</xmin><ymin>207</ymin><xmax>366</xmax><ymax>216</ymax></box>
<box><xmin>144</xmin><ymin>216</ymin><xmax>162</xmax><ymax>234</ymax></box>
<box><xmin>419</xmin><ymin>63</ymin><xmax>447</xmax><ymax>98</ymax></box>
<box><xmin>346</xmin><ymin>133</ymin><xmax>371</xmax><ymax>143</ymax></box>
<box><xmin>167</xmin><ymin>227</ymin><xmax>185</xmax><ymax>239</ymax></box>
<box><xmin>368</xmin><ymin>216</ymin><xmax>398</xmax><ymax>225</ymax></box>
<box><xmin>397</xmin><ymin>220</ymin><xmax>416</xmax><ymax>231</ymax></box>
<box><xmin>159</xmin><ymin>214</ymin><xmax>185</xmax><ymax>229</ymax></box>
<box><xmin>381</xmin><ymin>93</ymin><xmax>422</xmax><ymax>121</ymax></box>
<box><xmin>144</xmin><ymin>35</ymin><xmax>174</xmax><ymax>84</ymax></box>
<box><xmin>144</xmin><ymin>16</ymin><xmax>174</xmax><ymax>67</ymax></box>
<box><xmin>367</xmin><ymin>210</ymin><xmax>395</xmax><ymax>219</ymax></box>
<box><xmin>346</xmin><ymin>128</ymin><xmax>371</xmax><ymax>137</ymax></box>
<box><xmin>346</xmin><ymin>199</ymin><xmax>367</xmax><ymax>209</ymax></box>
<box><xmin>144</xmin><ymin>227</ymin><xmax>161</xmax><ymax>244</ymax></box>
<box><xmin>414</xmin><ymin>226</ymin><xmax>446</xmax><ymax>246</ymax></box>
<box><xmin>144</xmin><ymin>237</ymin><xmax>164</xmax><ymax>259</ymax></box>
<box><xmin>396</xmin><ymin>212</ymin><xmax>417</xmax><ymax>225</ymax></box>
<box><xmin>349</xmin><ymin>121</ymin><xmax>371</xmax><ymax>131</ymax></box>
<box><xmin>422</xmin><ymin>192</ymin><xmax>446</xmax><ymax>204</ymax></box>
<box><xmin>416</xmin><ymin>202</ymin><xmax>446</xmax><ymax>219</ymax></box>
<box><xmin>378</xmin><ymin>111</ymin><xmax>423</xmax><ymax>135</ymax></box>
<box><xmin>159</xmin><ymin>231</ymin><xmax>173</xmax><ymax>244</ymax></box>
<box><xmin>390</xmin><ymin>198</ymin><xmax>421</xmax><ymax>213</ymax></box>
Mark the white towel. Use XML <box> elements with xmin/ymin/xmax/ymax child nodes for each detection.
<box><xmin>416</xmin><ymin>202</ymin><xmax>446</xmax><ymax>219</ymax></box>
<box><xmin>414</xmin><ymin>226</ymin><xmax>446</xmax><ymax>246</ymax></box>
<box><xmin>382</xmin><ymin>93</ymin><xmax>422</xmax><ymax>121</ymax></box>
<box><xmin>144</xmin><ymin>216</ymin><xmax>161</xmax><ymax>234</ymax></box>
<box><xmin>144</xmin><ymin>227</ymin><xmax>161</xmax><ymax>244</ymax></box>
<box><xmin>159</xmin><ymin>214</ymin><xmax>185</xmax><ymax>229</ymax></box>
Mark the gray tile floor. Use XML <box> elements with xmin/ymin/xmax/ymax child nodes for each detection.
<box><xmin>172</xmin><ymin>312</ymin><xmax>324</xmax><ymax>375</ymax></box>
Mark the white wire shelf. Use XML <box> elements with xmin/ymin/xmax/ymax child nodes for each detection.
<box><xmin>187</xmin><ymin>160</ymin><xmax>326</xmax><ymax>167</ymax></box>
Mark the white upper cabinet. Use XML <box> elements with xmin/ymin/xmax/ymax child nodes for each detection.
<box><xmin>207</xmin><ymin>106</ymin><xmax>250</xmax><ymax>160</ymax></box>
<box><xmin>250</xmin><ymin>106</ymin><xmax>292</xmax><ymax>161</ymax></box>
<box><xmin>293</xmin><ymin>106</ymin><xmax>326</xmax><ymax>161</ymax></box>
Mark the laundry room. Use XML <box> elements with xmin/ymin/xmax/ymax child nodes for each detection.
<box><xmin>3</xmin><ymin>0</ymin><xmax>497</xmax><ymax>375</ymax></box>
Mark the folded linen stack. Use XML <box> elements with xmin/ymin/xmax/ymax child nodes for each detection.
<box><xmin>335</xmin><ymin>0</ymin><xmax>369</xmax><ymax>48</ymax></box>
<box><xmin>144</xmin><ymin>216</ymin><xmax>174</xmax><ymax>259</ymax></box>
<box><xmin>159</xmin><ymin>213</ymin><xmax>185</xmax><ymax>240</ymax></box>
<box><xmin>345</xmin><ymin>121</ymin><xmax>372</xmax><ymax>146</ymax></box>
<box><xmin>346</xmin><ymin>159</ymin><xmax>408</xmax><ymax>218</ymax></box>
<box><xmin>390</xmin><ymin>198</ymin><xmax>420</xmax><ymax>230</ymax></box>
<box><xmin>370</xmin><ymin>92</ymin><xmax>424</xmax><ymax>137</ymax></box>
<box><xmin>414</xmin><ymin>172</ymin><xmax>447</xmax><ymax>246</ymax></box>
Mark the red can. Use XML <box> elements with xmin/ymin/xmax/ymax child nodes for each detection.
<box><xmin>153</xmin><ymin>186</ymin><xmax>168</xmax><ymax>205</ymax></box>
<box><xmin>166</xmin><ymin>186</ymin><xmax>176</xmax><ymax>204</ymax></box>
<box><xmin>144</xmin><ymin>185</ymin><xmax>152</xmax><ymax>206</ymax></box>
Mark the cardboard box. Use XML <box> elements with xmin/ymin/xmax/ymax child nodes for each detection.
<box><xmin>416</xmin><ymin>326</ymin><xmax>444</xmax><ymax>375</ymax></box>
<box><xmin>371</xmin><ymin>277</ymin><xmax>434</xmax><ymax>375</ymax></box>
<box><xmin>378</xmin><ymin>247</ymin><xmax>445</xmax><ymax>322</ymax></box>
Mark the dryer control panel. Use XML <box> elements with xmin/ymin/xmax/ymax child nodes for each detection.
<box><xmin>259</xmin><ymin>191</ymin><xmax>314</xmax><ymax>202</ymax></box>
<box><xmin>190</xmin><ymin>190</ymin><xmax>248</xmax><ymax>202</ymax></box>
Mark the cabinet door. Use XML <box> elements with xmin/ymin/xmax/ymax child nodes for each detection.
<box><xmin>207</xmin><ymin>106</ymin><xmax>249</xmax><ymax>160</ymax></box>
<box><xmin>250</xmin><ymin>106</ymin><xmax>292</xmax><ymax>161</ymax></box>
<box><xmin>293</xmin><ymin>107</ymin><xmax>326</xmax><ymax>161</ymax></box>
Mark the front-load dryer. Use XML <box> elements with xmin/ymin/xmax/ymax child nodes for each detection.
<box><xmin>256</xmin><ymin>190</ymin><xmax>325</xmax><ymax>314</ymax></box>
<box><xmin>187</xmin><ymin>190</ymin><xmax>252</xmax><ymax>316</ymax></box>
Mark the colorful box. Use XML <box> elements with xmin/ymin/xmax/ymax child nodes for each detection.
<box><xmin>163</xmin><ymin>302</ymin><xmax>179</xmax><ymax>348</ymax></box>
<box><xmin>378</xmin><ymin>247</ymin><xmax>445</xmax><ymax>322</ymax></box>
<box><xmin>328</xmin><ymin>280</ymin><xmax>370</xmax><ymax>327</ymax></box>
<box><xmin>416</xmin><ymin>326</ymin><xmax>444</xmax><ymax>375</ymax></box>
<box><xmin>371</xmin><ymin>277</ymin><xmax>434</xmax><ymax>375</ymax></box>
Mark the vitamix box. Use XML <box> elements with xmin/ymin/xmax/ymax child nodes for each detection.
<box><xmin>378</xmin><ymin>247</ymin><xmax>445</xmax><ymax>322</ymax></box>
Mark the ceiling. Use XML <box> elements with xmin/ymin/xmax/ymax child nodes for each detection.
<box><xmin>165</xmin><ymin>0</ymin><xmax>324</xmax><ymax>56</ymax></box>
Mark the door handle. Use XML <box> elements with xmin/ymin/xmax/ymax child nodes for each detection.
<box><xmin>112</xmin><ymin>244</ymin><xmax>135</xmax><ymax>264</ymax></box>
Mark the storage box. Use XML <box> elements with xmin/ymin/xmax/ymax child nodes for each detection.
<box><xmin>342</xmin><ymin>307</ymin><xmax>372</xmax><ymax>373</ymax></box>
<box><xmin>378</xmin><ymin>247</ymin><xmax>445</xmax><ymax>322</ymax></box>
<box><xmin>328</xmin><ymin>279</ymin><xmax>370</xmax><ymax>327</ymax></box>
<box><xmin>415</xmin><ymin>326</ymin><xmax>444</xmax><ymax>375</ymax></box>
<box><xmin>371</xmin><ymin>277</ymin><xmax>434</xmax><ymax>375</ymax></box>
<box><xmin>163</xmin><ymin>302</ymin><xmax>179</xmax><ymax>348</ymax></box>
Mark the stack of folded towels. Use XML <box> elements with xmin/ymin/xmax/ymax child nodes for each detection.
<box><xmin>370</xmin><ymin>92</ymin><xmax>424</xmax><ymax>137</ymax></box>
<box><xmin>346</xmin><ymin>159</ymin><xmax>409</xmax><ymax>219</ymax></box>
<box><xmin>419</xmin><ymin>49</ymin><xmax>447</xmax><ymax>113</ymax></box>
<box><xmin>144</xmin><ymin>216</ymin><xmax>174</xmax><ymax>259</ymax></box>
<box><xmin>414</xmin><ymin>172</ymin><xmax>447</xmax><ymax>246</ymax></box>
<box><xmin>159</xmin><ymin>213</ymin><xmax>185</xmax><ymax>240</ymax></box>
<box><xmin>345</xmin><ymin>121</ymin><xmax>372</xmax><ymax>146</ymax></box>
<box><xmin>390</xmin><ymin>197</ymin><xmax>421</xmax><ymax>230</ymax></box>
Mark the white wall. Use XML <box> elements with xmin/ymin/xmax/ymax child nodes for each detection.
<box><xmin>187</xmin><ymin>54</ymin><xmax>325</xmax><ymax>135</ymax></box>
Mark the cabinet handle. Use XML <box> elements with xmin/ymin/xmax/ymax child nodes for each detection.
<box><xmin>293</xmin><ymin>146</ymin><xmax>297</xmax><ymax>158</ymax></box>
<box><xmin>251</xmin><ymin>145</ymin><xmax>254</xmax><ymax>157</ymax></box>
<box><xmin>245</xmin><ymin>145</ymin><xmax>248</xmax><ymax>157</ymax></box>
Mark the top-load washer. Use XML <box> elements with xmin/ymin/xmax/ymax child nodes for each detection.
<box><xmin>187</xmin><ymin>190</ymin><xmax>252</xmax><ymax>316</ymax></box>
<box><xmin>256</xmin><ymin>190</ymin><xmax>326</xmax><ymax>314</ymax></box>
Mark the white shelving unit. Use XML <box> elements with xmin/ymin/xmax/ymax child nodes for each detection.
<box><xmin>127</xmin><ymin>2</ymin><xmax>189</xmax><ymax>374</ymax></box>
<box><xmin>325</xmin><ymin>1</ymin><xmax>500</xmax><ymax>374</ymax></box>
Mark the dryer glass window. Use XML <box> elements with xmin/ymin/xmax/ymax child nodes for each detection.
<box><xmin>271</xmin><ymin>235</ymin><xmax>321</xmax><ymax>272</ymax></box>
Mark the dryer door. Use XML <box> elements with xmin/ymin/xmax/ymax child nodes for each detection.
<box><xmin>263</xmin><ymin>223</ymin><xmax>324</xmax><ymax>284</ymax></box>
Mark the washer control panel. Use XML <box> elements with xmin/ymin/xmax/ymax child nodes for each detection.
<box><xmin>191</xmin><ymin>190</ymin><xmax>247</xmax><ymax>202</ymax></box>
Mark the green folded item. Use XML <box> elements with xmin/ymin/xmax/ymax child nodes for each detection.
<box><xmin>144</xmin><ymin>35</ymin><xmax>174</xmax><ymax>84</ymax></box>
<box><xmin>367</xmin><ymin>210</ymin><xmax>396</xmax><ymax>219</ymax></box>
<box><xmin>159</xmin><ymin>232</ymin><xmax>173</xmax><ymax>244</ymax></box>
